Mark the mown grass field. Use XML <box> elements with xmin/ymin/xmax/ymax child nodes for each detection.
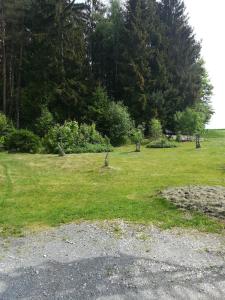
<box><xmin>0</xmin><ymin>129</ymin><xmax>225</xmax><ymax>236</ymax></box>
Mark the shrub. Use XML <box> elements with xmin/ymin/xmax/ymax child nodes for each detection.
<box><xmin>88</xmin><ymin>86</ymin><xmax>109</xmax><ymax>124</ymax></box>
<box><xmin>146</xmin><ymin>138</ymin><xmax>177</xmax><ymax>149</ymax></box>
<box><xmin>43</xmin><ymin>121</ymin><xmax>112</xmax><ymax>154</ymax></box>
<box><xmin>35</xmin><ymin>106</ymin><xmax>54</xmax><ymax>137</ymax></box>
<box><xmin>105</xmin><ymin>102</ymin><xmax>133</xmax><ymax>146</ymax></box>
<box><xmin>5</xmin><ymin>129</ymin><xmax>41</xmax><ymax>153</ymax></box>
<box><xmin>79</xmin><ymin>123</ymin><xmax>106</xmax><ymax>146</ymax></box>
<box><xmin>0</xmin><ymin>113</ymin><xmax>14</xmax><ymax>150</ymax></box>
<box><xmin>89</xmin><ymin>87</ymin><xmax>133</xmax><ymax>146</ymax></box>
<box><xmin>174</xmin><ymin>108</ymin><xmax>205</xmax><ymax>136</ymax></box>
<box><xmin>149</xmin><ymin>118</ymin><xmax>163</xmax><ymax>140</ymax></box>
<box><xmin>44</xmin><ymin>121</ymin><xmax>79</xmax><ymax>154</ymax></box>
<box><xmin>176</xmin><ymin>133</ymin><xmax>182</xmax><ymax>142</ymax></box>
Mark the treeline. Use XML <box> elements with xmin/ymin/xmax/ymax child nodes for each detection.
<box><xmin>0</xmin><ymin>0</ymin><xmax>213</xmax><ymax>135</ymax></box>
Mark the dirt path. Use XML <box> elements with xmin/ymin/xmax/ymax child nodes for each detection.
<box><xmin>1</xmin><ymin>222</ymin><xmax>225</xmax><ymax>299</ymax></box>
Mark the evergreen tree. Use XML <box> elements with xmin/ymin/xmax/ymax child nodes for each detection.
<box><xmin>0</xmin><ymin>0</ymin><xmax>29</xmax><ymax>127</ymax></box>
<box><xmin>157</xmin><ymin>0</ymin><xmax>202</xmax><ymax>129</ymax></box>
<box><xmin>119</xmin><ymin>0</ymin><xmax>153</xmax><ymax>123</ymax></box>
<box><xmin>92</xmin><ymin>0</ymin><xmax>125</xmax><ymax>99</ymax></box>
<box><xmin>21</xmin><ymin>0</ymin><xmax>89</xmax><ymax>127</ymax></box>
<box><xmin>0</xmin><ymin>0</ymin><xmax>214</xmax><ymax>135</ymax></box>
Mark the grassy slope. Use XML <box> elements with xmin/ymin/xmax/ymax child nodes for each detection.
<box><xmin>1</xmin><ymin>129</ymin><xmax>225</xmax><ymax>236</ymax></box>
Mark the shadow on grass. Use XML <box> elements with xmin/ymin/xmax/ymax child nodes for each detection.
<box><xmin>1</xmin><ymin>253</ymin><xmax>225</xmax><ymax>299</ymax></box>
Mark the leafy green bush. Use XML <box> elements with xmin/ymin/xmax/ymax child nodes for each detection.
<box><xmin>0</xmin><ymin>113</ymin><xmax>14</xmax><ymax>150</ymax></box>
<box><xmin>5</xmin><ymin>129</ymin><xmax>41</xmax><ymax>153</ymax></box>
<box><xmin>149</xmin><ymin>118</ymin><xmax>163</xmax><ymax>140</ymax></box>
<box><xmin>146</xmin><ymin>138</ymin><xmax>177</xmax><ymax>149</ymax></box>
<box><xmin>105</xmin><ymin>102</ymin><xmax>133</xmax><ymax>146</ymax></box>
<box><xmin>35</xmin><ymin>106</ymin><xmax>54</xmax><ymax>137</ymax></box>
<box><xmin>174</xmin><ymin>107</ymin><xmax>205</xmax><ymax>136</ymax></box>
<box><xmin>176</xmin><ymin>133</ymin><xmax>182</xmax><ymax>142</ymax></box>
<box><xmin>44</xmin><ymin>121</ymin><xmax>112</xmax><ymax>154</ymax></box>
<box><xmin>89</xmin><ymin>87</ymin><xmax>133</xmax><ymax>146</ymax></box>
<box><xmin>44</xmin><ymin>121</ymin><xmax>79</xmax><ymax>154</ymax></box>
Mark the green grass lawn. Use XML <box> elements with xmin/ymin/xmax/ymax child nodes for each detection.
<box><xmin>1</xmin><ymin>129</ymin><xmax>225</xmax><ymax>236</ymax></box>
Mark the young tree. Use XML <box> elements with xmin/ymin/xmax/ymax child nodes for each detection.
<box><xmin>88</xmin><ymin>86</ymin><xmax>133</xmax><ymax>146</ymax></box>
<box><xmin>103</xmin><ymin>101</ymin><xmax>134</xmax><ymax>146</ymax></box>
<box><xmin>130</xmin><ymin>124</ymin><xmax>144</xmax><ymax>152</ymax></box>
<box><xmin>149</xmin><ymin>118</ymin><xmax>163</xmax><ymax>140</ymax></box>
<box><xmin>35</xmin><ymin>106</ymin><xmax>54</xmax><ymax>137</ymax></box>
<box><xmin>175</xmin><ymin>107</ymin><xmax>205</xmax><ymax>148</ymax></box>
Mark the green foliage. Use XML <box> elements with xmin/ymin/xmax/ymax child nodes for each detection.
<box><xmin>44</xmin><ymin>121</ymin><xmax>79</xmax><ymax>154</ymax></box>
<box><xmin>0</xmin><ymin>112</ymin><xmax>13</xmax><ymax>135</ymax></box>
<box><xmin>175</xmin><ymin>107</ymin><xmax>205</xmax><ymax>136</ymax></box>
<box><xmin>92</xmin><ymin>0</ymin><xmax>125</xmax><ymax>100</ymax></box>
<box><xmin>0</xmin><ymin>113</ymin><xmax>9</xmax><ymax>135</ymax></box>
<box><xmin>194</xmin><ymin>101</ymin><xmax>213</xmax><ymax>126</ymax></box>
<box><xmin>130</xmin><ymin>125</ymin><xmax>144</xmax><ymax>152</ymax></box>
<box><xmin>147</xmin><ymin>138</ymin><xmax>177</xmax><ymax>149</ymax></box>
<box><xmin>0</xmin><ymin>113</ymin><xmax>14</xmax><ymax>150</ymax></box>
<box><xmin>149</xmin><ymin>118</ymin><xmax>163</xmax><ymax>140</ymax></box>
<box><xmin>156</xmin><ymin>0</ymin><xmax>204</xmax><ymax>129</ymax></box>
<box><xmin>35</xmin><ymin>106</ymin><xmax>54</xmax><ymax>137</ymax></box>
<box><xmin>130</xmin><ymin>126</ymin><xmax>144</xmax><ymax>145</ymax></box>
<box><xmin>44</xmin><ymin>121</ymin><xmax>111</xmax><ymax>154</ymax></box>
<box><xmin>176</xmin><ymin>133</ymin><xmax>182</xmax><ymax>142</ymax></box>
<box><xmin>105</xmin><ymin>102</ymin><xmax>133</xmax><ymax>146</ymax></box>
<box><xmin>88</xmin><ymin>86</ymin><xmax>109</xmax><ymax>133</ymax></box>
<box><xmin>1</xmin><ymin>0</ymin><xmax>213</xmax><ymax>138</ymax></box>
<box><xmin>5</xmin><ymin>129</ymin><xmax>41</xmax><ymax>153</ymax></box>
<box><xmin>89</xmin><ymin>87</ymin><xmax>133</xmax><ymax>146</ymax></box>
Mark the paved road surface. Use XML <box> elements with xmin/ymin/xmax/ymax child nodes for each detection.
<box><xmin>1</xmin><ymin>222</ymin><xmax>225</xmax><ymax>299</ymax></box>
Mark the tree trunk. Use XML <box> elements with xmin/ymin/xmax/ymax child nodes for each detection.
<box><xmin>1</xmin><ymin>5</ymin><xmax>7</xmax><ymax>114</ymax></box>
<box><xmin>15</xmin><ymin>42</ymin><xmax>23</xmax><ymax>129</ymax></box>
<box><xmin>136</xmin><ymin>142</ymin><xmax>141</xmax><ymax>152</ymax></box>
<box><xmin>195</xmin><ymin>134</ymin><xmax>201</xmax><ymax>149</ymax></box>
<box><xmin>9</xmin><ymin>49</ymin><xmax>15</xmax><ymax>117</ymax></box>
<box><xmin>104</xmin><ymin>151</ymin><xmax>109</xmax><ymax>167</ymax></box>
<box><xmin>58</xmin><ymin>143</ymin><xmax>65</xmax><ymax>156</ymax></box>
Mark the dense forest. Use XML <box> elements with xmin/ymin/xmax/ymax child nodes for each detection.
<box><xmin>0</xmin><ymin>0</ymin><xmax>213</xmax><ymax>140</ymax></box>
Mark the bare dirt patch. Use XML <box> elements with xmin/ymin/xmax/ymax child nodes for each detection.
<box><xmin>162</xmin><ymin>186</ymin><xmax>225</xmax><ymax>219</ymax></box>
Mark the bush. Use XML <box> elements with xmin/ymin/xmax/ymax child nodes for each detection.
<box><xmin>43</xmin><ymin>121</ymin><xmax>112</xmax><ymax>154</ymax></box>
<box><xmin>174</xmin><ymin>108</ymin><xmax>205</xmax><ymax>136</ymax></box>
<box><xmin>44</xmin><ymin>121</ymin><xmax>79</xmax><ymax>154</ymax></box>
<box><xmin>89</xmin><ymin>87</ymin><xmax>133</xmax><ymax>146</ymax></box>
<box><xmin>5</xmin><ymin>129</ymin><xmax>41</xmax><ymax>153</ymax></box>
<box><xmin>176</xmin><ymin>133</ymin><xmax>182</xmax><ymax>142</ymax></box>
<box><xmin>0</xmin><ymin>113</ymin><xmax>14</xmax><ymax>150</ymax></box>
<box><xmin>149</xmin><ymin>118</ymin><xmax>163</xmax><ymax>140</ymax></box>
<box><xmin>146</xmin><ymin>138</ymin><xmax>177</xmax><ymax>149</ymax></box>
<box><xmin>35</xmin><ymin>106</ymin><xmax>54</xmax><ymax>137</ymax></box>
<box><xmin>104</xmin><ymin>102</ymin><xmax>133</xmax><ymax>146</ymax></box>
